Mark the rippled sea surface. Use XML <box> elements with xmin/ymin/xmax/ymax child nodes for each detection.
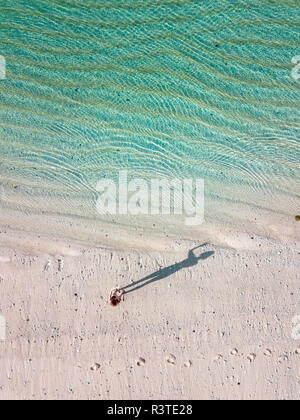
<box><xmin>0</xmin><ymin>0</ymin><xmax>299</xmax><ymax>245</ymax></box>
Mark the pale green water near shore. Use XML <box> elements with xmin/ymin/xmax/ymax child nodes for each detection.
<box><xmin>0</xmin><ymin>0</ymin><xmax>299</xmax><ymax>243</ymax></box>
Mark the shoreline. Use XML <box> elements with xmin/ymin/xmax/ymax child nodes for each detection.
<box><xmin>0</xmin><ymin>195</ymin><xmax>299</xmax><ymax>256</ymax></box>
<box><xmin>1</xmin><ymin>164</ymin><xmax>299</xmax><ymax>253</ymax></box>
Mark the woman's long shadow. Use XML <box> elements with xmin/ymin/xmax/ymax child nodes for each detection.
<box><xmin>121</xmin><ymin>244</ymin><xmax>214</xmax><ymax>295</ymax></box>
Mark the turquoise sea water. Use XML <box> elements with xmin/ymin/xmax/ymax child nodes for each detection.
<box><xmin>0</xmin><ymin>0</ymin><xmax>299</xmax><ymax>244</ymax></box>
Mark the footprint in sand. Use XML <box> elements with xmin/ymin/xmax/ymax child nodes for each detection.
<box><xmin>90</xmin><ymin>363</ymin><xmax>100</xmax><ymax>371</ymax></box>
<box><xmin>264</xmin><ymin>349</ymin><xmax>272</xmax><ymax>357</ymax></box>
<box><xmin>278</xmin><ymin>354</ymin><xmax>288</xmax><ymax>363</ymax></box>
<box><xmin>167</xmin><ymin>354</ymin><xmax>176</xmax><ymax>365</ymax></box>
<box><xmin>213</xmin><ymin>354</ymin><xmax>223</xmax><ymax>362</ymax></box>
<box><xmin>44</xmin><ymin>260</ymin><xmax>51</xmax><ymax>271</ymax></box>
<box><xmin>58</xmin><ymin>258</ymin><xmax>64</xmax><ymax>272</ymax></box>
<box><xmin>247</xmin><ymin>353</ymin><xmax>256</xmax><ymax>362</ymax></box>
<box><xmin>184</xmin><ymin>360</ymin><xmax>192</xmax><ymax>368</ymax></box>
<box><xmin>230</xmin><ymin>348</ymin><xmax>239</xmax><ymax>356</ymax></box>
<box><xmin>295</xmin><ymin>348</ymin><xmax>300</xmax><ymax>355</ymax></box>
<box><xmin>136</xmin><ymin>358</ymin><xmax>146</xmax><ymax>366</ymax></box>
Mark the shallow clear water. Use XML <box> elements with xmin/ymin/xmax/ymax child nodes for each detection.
<box><xmin>0</xmin><ymin>0</ymin><xmax>299</xmax><ymax>243</ymax></box>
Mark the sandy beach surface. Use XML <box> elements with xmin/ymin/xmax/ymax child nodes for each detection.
<box><xmin>0</xmin><ymin>0</ymin><xmax>299</xmax><ymax>402</ymax></box>
<box><xmin>0</xmin><ymin>227</ymin><xmax>299</xmax><ymax>400</ymax></box>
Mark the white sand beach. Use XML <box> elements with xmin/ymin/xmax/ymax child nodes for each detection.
<box><xmin>0</xmin><ymin>225</ymin><xmax>299</xmax><ymax>400</ymax></box>
<box><xmin>0</xmin><ymin>0</ymin><xmax>300</xmax><ymax>403</ymax></box>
